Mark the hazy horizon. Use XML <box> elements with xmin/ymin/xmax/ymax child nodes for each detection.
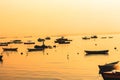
<box><xmin>1</xmin><ymin>0</ymin><xmax>120</xmax><ymax>36</ymax></box>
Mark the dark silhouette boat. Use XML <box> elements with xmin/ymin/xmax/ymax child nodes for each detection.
<box><xmin>12</xmin><ymin>40</ymin><xmax>23</xmax><ymax>44</ymax></box>
<box><xmin>37</xmin><ymin>38</ymin><xmax>45</xmax><ymax>42</ymax></box>
<box><xmin>45</xmin><ymin>37</ymin><xmax>51</xmax><ymax>40</ymax></box>
<box><xmin>98</xmin><ymin>61</ymin><xmax>119</xmax><ymax>73</ymax></box>
<box><xmin>91</xmin><ymin>35</ymin><xmax>98</xmax><ymax>39</ymax></box>
<box><xmin>0</xmin><ymin>42</ymin><xmax>8</xmax><ymax>46</ymax></box>
<box><xmin>54</xmin><ymin>37</ymin><xmax>72</xmax><ymax>44</ymax></box>
<box><xmin>2</xmin><ymin>48</ymin><xmax>18</xmax><ymax>51</ymax></box>
<box><xmin>27</xmin><ymin>41</ymin><xmax>51</xmax><ymax>52</ymax></box>
<box><xmin>101</xmin><ymin>71</ymin><xmax>120</xmax><ymax>80</ymax></box>
<box><xmin>85</xmin><ymin>50</ymin><xmax>109</xmax><ymax>54</ymax></box>
<box><xmin>27</xmin><ymin>48</ymin><xmax>44</xmax><ymax>52</ymax></box>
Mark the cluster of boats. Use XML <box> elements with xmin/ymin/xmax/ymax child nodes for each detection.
<box><xmin>82</xmin><ymin>35</ymin><xmax>98</xmax><ymax>40</ymax></box>
<box><xmin>0</xmin><ymin>40</ymin><xmax>35</xmax><ymax>46</ymax></box>
<box><xmin>27</xmin><ymin>41</ymin><xmax>52</xmax><ymax>52</ymax></box>
<box><xmin>0</xmin><ymin>37</ymin><xmax>72</xmax><ymax>52</ymax></box>
<box><xmin>54</xmin><ymin>37</ymin><xmax>72</xmax><ymax>44</ymax></box>
<box><xmin>98</xmin><ymin>61</ymin><xmax>120</xmax><ymax>80</ymax></box>
<box><xmin>82</xmin><ymin>35</ymin><xmax>113</xmax><ymax>40</ymax></box>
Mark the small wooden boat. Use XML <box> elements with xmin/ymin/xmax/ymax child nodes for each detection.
<box><xmin>0</xmin><ymin>42</ymin><xmax>8</xmax><ymax>46</ymax></box>
<box><xmin>45</xmin><ymin>37</ymin><xmax>51</xmax><ymax>40</ymax></box>
<box><xmin>2</xmin><ymin>48</ymin><xmax>18</xmax><ymax>51</ymax></box>
<box><xmin>101</xmin><ymin>71</ymin><xmax>120</xmax><ymax>80</ymax></box>
<box><xmin>85</xmin><ymin>50</ymin><xmax>109</xmax><ymax>54</ymax></box>
<box><xmin>91</xmin><ymin>35</ymin><xmax>98</xmax><ymax>39</ymax></box>
<box><xmin>98</xmin><ymin>61</ymin><xmax>119</xmax><ymax>73</ymax></box>
<box><xmin>82</xmin><ymin>36</ymin><xmax>90</xmax><ymax>40</ymax></box>
<box><xmin>12</xmin><ymin>40</ymin><xmax>23</xmax><ymax>44</ymax></box>
<box><xmin>27</xmin><ymin>48</ymin><xmax>44</xmax><ymax>52</ymax></box>
<box><xmin>37</xmin><ymin>38</ymin><xmax>45</xmax><ymax>42</ymax></box>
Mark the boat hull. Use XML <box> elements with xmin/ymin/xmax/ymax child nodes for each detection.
<box><xmin>2</xmin><ymin>48</ymin><xmax>18</xmax><ymax>51</ymax></box>
<box><xmin>101</xmin><ymin>72</ymin><xmax>120</xmax><ymax>80</ymax></box>
<box><xmin>98</xmin><ymin>61</ymin><xmax>119</xmax><ymax>73</ymax></box>
<box><xmin>27</xmin><ymin>48</ymin><xmax>44</xmax><ymax>52</ymax></box>
<box><xmin>85</xmin><ymin>50</ymin><xmax>109</xmax><ymax>54</ymax></box>
<box><xmin>24</xmin><ymin>42</ymin><xmax>35</xmax><ymax>44</ymax></box>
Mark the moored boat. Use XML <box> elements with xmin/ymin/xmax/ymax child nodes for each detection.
<box><xmin>12</xmin><ymin>40</ymin><xmax>23</xmax><ymax>44</ymax></box>
<box><xmin>0</xmin><ymin>42</ymin><xmax>8</xmax><ymax>46</ymax></box>
<box><xmin>82</xmin><ymin>36</ymin><xmax>90</xmax><ymax>40</ymax></box>
<box><xmin>54</xmin><ymin>37</ymin><xmax>72</xmax><ymax>44</ymax></box>
<box><xmin>85</xmin><ymin>50</ymin><xmax>109</xmax><ymax>54</ymax></box>
<box><xmin>2</xmin><ymin>48</ymin><xmax>18</xmax><ymax>51</ymax></box>
<box><xmin>91</xmin><ymin>35</ymin><xmax>98</xmax><ymax>39</ymax></box>
<box><xmin>24</xmin><ymin>41</ymin><xmax>35</xmax><ymax>44</ymax></box>
<box><xmin>37</xmin><ymin>38</ymin><xmax>45</xmax><ymax>42</ymax></box>
<box><xmin>98</xmin><ymin>61</ymin><xmax>119</xmax><ymax>73</ymax></box>
<box><xmin>27</xmin><ymin>48</ymin><xmax>44</xmax><ymax>52</ymax></box>
<box><xmin>45</xmin><ymin>37</ymin><xmax>51</xmax><ymax>40</ymax></box>
<box><xmin>101</xmin><ymin>71</ymin><xmax>120</xmax><ymax>80</ymax></box>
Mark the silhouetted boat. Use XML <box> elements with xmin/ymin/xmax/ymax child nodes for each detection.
<box><xmin>12</xmin><ymin>40</ymin><xmax>23</xmax><ymax>44</ymax></box>
<box><xmin>2</xmin><ymin>48</ymin><xmax>18</xmax><ymax>51</ymax></box>
<box><xmin>91</xmin><ymin>35</ymin><xmax>98</xmax><ymax>39</ymax></box>
<box><xmin>0</xmin><ymin>42</ymin><xmax>8</xmax><ymax>46</ymax></box>
<box><xmin>27</xmin><ymin>48</ymin><xmax>44</xmax><ymax>52</ymax></box>
<box><xmin>34</xmin><ymin>41</ymin><xmax>49</xmax><ymax>49</ymax></box>
<box><xmin>85</xmin><ymin>50</ymin><xmax>109</xmax><ymax>54</ymax></box>
<box><xmin>101</xmin><ymin>71</ymin><xmax>120</xmax><ymax>80</ymax></box>
<box><xmin>37</xmin><ymin>38</ymin><xmax>45</xmax><ymax>42</ymax></box>
<box><xmin>45</xmin><ymin>37</ymin><xmax>51</xmax><ymax>40</ymax></box>
<box><xmin>98</xmin><ymin>61</ymin><xmax>119</xmax><ymax>73</ymax></box>
<box><xmin>82</xmin><ymin>36</ymin><xmax>90</xmax><ymax>40</ymax></box>
<box><xmin>28</xmin><ymin>41</ymin><xmax>51</xmax><ymax>52</ymax></box>
<box><xmin>54</xmin><ymin>37</ymin><xmax>72</xmax><ymax>44</ymax></box>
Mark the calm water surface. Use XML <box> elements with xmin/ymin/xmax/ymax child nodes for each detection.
<box><xmin>0</xmin><ymin>34</ymin><xmax>120</xmax><ymax>80</ymax></box>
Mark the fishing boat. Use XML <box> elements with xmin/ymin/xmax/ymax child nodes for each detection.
<box><xmin>37</xmin><ymin>38</ymin><xmax>45</xmax><ymax>42</ymax></box>
<box><xmin>27</xmin><ymin>48</ymin><xmax>44</xmax><ymax>52</ymax></box>
<box><xmin>91</xmin><ymin>35</ymin><xmax>98</xmax><ymax>39</ymax></box>
<box><xmin>0</xmin><ymin>42</ymin><xmax>8</xmax><ymax>46</ymax></box>
<box><xmin>12</xmin><ymin>40</ymin><xmax>23</xmax><ymax>44</ymax></box>
<box><xmin>82</xmin><ymin>36</ymin><xmax>90</xmax><ymax>40</ymax></box>
<box><xmin>84</xmin><ymin>50</ymin><xmax>109</xmax><ymax>54</ymax></box>
<box><xmin>45</xmin><ymin>37</ymin><xmax>51</xmax><ymax>40</ymax></box>
<box><xmin>98</xmin><ymin>61</ymin><xmax>119</xmax><ymax>73</ymax></box>
<box><xmin>101</xmin><ymin>71</ymin><xmax>120</xmax><ymax>80</ymax></box>
<box><xmin>2</xmin><ymin>48</ymin><xmax>18</xmax><ymax>51</ymax></box>
<box><xmin>54</xmin><ymin>37</ymin><xmax>72</xmax><ymax>44</ymax></box>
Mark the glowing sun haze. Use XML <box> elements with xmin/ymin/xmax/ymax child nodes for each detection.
<box><xmin>0</xmin><ymin>0</ymin><xmax>120</xmax><ymax>36</ymax></box>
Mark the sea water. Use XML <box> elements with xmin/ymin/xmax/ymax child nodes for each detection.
<box><xmin>0</xmin><ymin>34</ymin><xmax>120</xmax><ymax>80</ymax></box>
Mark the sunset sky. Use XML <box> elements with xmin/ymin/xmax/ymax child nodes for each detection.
<box><xmin>0</xmin><ymin>0</ymin><xmax>120</xmax><ymax>36</ymax></box>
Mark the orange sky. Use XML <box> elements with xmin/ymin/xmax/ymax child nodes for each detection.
<box><xmin>0</xmin><ymin>0</ymin><xmax>120</xmax><ymax>36</ymax></box>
